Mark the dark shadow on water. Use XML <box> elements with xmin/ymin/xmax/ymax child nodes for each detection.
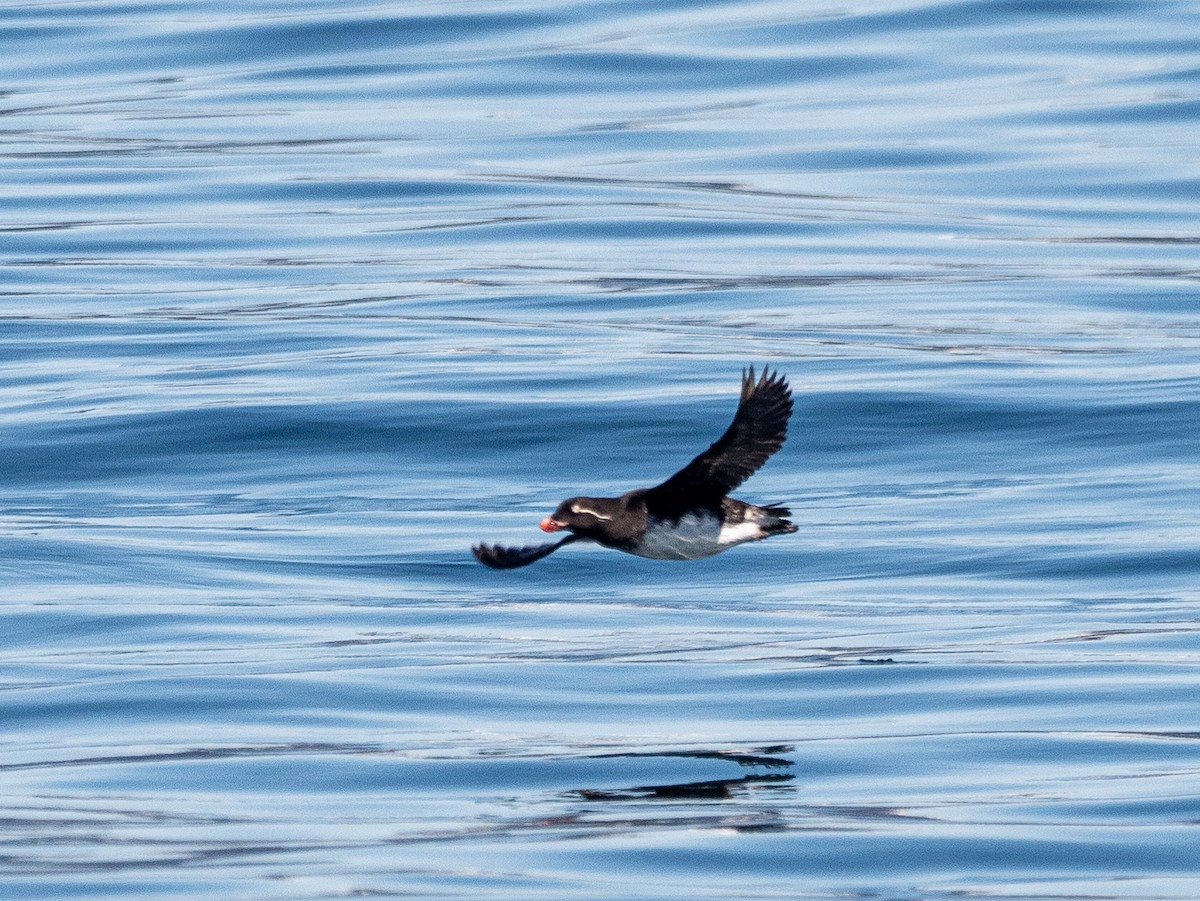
<box><xmin>574</xmin><ymin>746</ymin><xmax>795</xmax><ymax>802</ymax></box>
<box><xmin>589</xmin><ymin>746</ymin><xmax>794</xmax><ymax>768</ymax></box>
<box><xmin>575</xmin><ymin>772</ymin><xmax>794</xmax><ymax>802</ymax></box>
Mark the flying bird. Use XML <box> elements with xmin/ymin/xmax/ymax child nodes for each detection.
<box><xmin>473</xmin><ymin>367</ymin><xmax>796</xmax><ymax>569</ymax></box>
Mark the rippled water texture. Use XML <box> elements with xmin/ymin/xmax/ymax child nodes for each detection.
<box><xmin>2</xmin><ymin>1</ymin><xmax>1199</xmax><ymax>899</ymax></box>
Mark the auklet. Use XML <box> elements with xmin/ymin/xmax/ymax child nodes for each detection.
<box><xmin>473</xmin><ymin>367</ymin><xmax>796</xmax><ymax>569</ymax></box>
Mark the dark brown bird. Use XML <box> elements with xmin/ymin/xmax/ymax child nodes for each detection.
<box><xmin>473</xmin><ymin>367</ymin><xmax>795</xmax><ymax>569</ymax></box>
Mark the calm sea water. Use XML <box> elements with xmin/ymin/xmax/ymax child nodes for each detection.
<box><xmin>3</xmin><ymin>1</ymin><xmax>1199</xmax><ymax>898</ymax></box>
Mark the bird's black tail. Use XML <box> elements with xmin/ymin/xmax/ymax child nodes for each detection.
<box><xmin>758</xmin><ymin>503</ymin><xmax>798</xmax><ymax>535</ymax></box>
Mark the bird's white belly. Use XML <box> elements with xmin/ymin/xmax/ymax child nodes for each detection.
<box><xmin>628</xmin><ymin>513</ymin><xmax>760</xmax><ymax>560</ymax></box>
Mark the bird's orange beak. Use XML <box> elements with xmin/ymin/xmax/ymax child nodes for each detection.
<box><xmin>539</xmin><ymin>517</ymin><xmax>562</xmax><ymax>533</ymax></box>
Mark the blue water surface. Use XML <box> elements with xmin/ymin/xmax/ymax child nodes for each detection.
<box><xmin>2</xmin><ymin>1</ymin><xmax>1199</xmax><ymax>899</ymax></box>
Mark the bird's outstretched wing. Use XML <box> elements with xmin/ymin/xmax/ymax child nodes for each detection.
<box><xmin>472</xmin><ymin>534</ymin><xmax>579</xmax><ymax>569</ymax></box>
<box><xmin>644</xmin><ymin>367</ymin><xmax>792</xmax><ymax>510</ymax></box>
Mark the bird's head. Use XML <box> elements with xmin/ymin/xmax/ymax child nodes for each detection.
<box><xmin>540</xmin><ymin>496</ymin><xmax>619</xmax><ymax>534</ymax></box>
